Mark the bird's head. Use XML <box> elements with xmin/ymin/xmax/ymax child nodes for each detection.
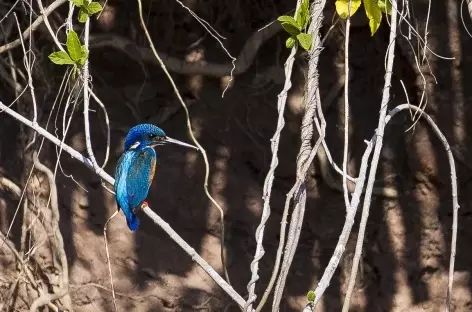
<box><xmin>123</xmin><ymin>123</ymin><xmax>198</xmax><ymax>151</ymax></box>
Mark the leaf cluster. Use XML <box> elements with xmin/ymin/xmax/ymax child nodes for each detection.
<box><xmin>335</xmin><ymin>0</ymin><xmax>392</xmax><ymax>35</ymax></box>
<box><xmin>277</xmin><ymin>0</ymin><xmax>313</xmax><ymax>51</ymax></box>
<box><xmin>71</xmin><ymin>0</ymin><xmax>103</xmax><ymax>23</ymax></box>
<box><xmin>48</xmin><ymin>30</ymin><xmax>88</xmax><ymax>77</ymax></box>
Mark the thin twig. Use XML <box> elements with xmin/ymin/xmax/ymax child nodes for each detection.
<box><xmin>244</xmin><ymin>0</ymin><xmax>304</xmax><ymax>308</ymax></box>
<box><xmin>0</xmin><ymin>99</ymin><xmax>246</xmax><ymax>309</ymax></box>
<box><xmin>103</xmin><ymin>210</ymin><xmax>119</xmax><ymax>312</ymax></box>
<box><xmin>271</xmin><ymin>1</ymin><xmax>327</xmax><ymax>310</ymax></box>
<box><xmin>81</xmin><ymin>0</ymin><xmax>102</xmax><ymax>174</ymax></box>
<box><xmin>342</xmin><ymin>6</ymin><xmax>398</xmax><ymax>309</ymax></box>
<box><xmin>342</xmin><ymin>1</ymin><xmax>352</xmax><ymax>211</ymax></box>
<box><xmin>386</xmin><ymin>105</ymin><xmax>459</xmax><ymax>312</ymax></box>
<box><xmin>31</xmin><ymin>152</ymin><xmax>72</xmax><ymax>311</ymax></box>
<box><xmin>173</xmin><ymin>0</ymin><xmax>236</xmax><ymax>97</ymax></box>
<box><xmin>136</xmin><ymin>0</ymin><xmax>231</xmax><ymax>285</ymax></box>
<box><xmin>0</xmin><ymin>0</ymin><xmax>67</xmax><ymax>54</ymax></box>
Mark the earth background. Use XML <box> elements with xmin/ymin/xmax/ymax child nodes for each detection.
<box><xmin>1</xmin><ymin>0</ymin><xmax>472</xmax><ymax>311</ymax></box>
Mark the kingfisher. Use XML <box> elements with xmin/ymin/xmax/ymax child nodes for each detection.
<box><xmin>114</xmin><ymin>123</ymin><xmax>198</xmax><ymax>231</ymax></box>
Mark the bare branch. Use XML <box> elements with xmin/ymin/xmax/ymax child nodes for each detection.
<box><xmin>0</xmin><ymin>0</ymin><xmax>67</xmax><ymax>54</ymax></box>
<box><xmin>136</xmin><ymin>0</ymin><xmax>231</xmax><ymax>285</ymax></box>
<box><xmin>30</xmin><ymin>152</ymin><xmax>72</xmax><ymax>311</ymax></box>
<box><xmin>0</xmin><ymin>99</ymin><xmax>247</xmax><ymax>309</ymax></box>
<box><xmin>341</xmin><ymin>4</ymin><xmax>399</xmax><ymax>310</ymax></box>
<box><xmin>244</xmin><ymin>0</ymin><xmax>306</xmax><ymax>308</ymax></box>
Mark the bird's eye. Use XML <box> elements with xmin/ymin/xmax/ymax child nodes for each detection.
<box><xmin>149</xmin><ymin>134</ymin><xmax>156</xmax><ymax>139</ymax></box>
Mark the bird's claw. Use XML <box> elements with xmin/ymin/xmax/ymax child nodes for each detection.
<box><xmin>132</xmin><ymin>201</ymin><xmax>149</xmax><ymax>214</ymax></box>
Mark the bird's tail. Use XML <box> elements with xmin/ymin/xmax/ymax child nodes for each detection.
<box><xmin>126</xmin><ymin>213</ymin><xmax>140</xmax><ymax>231</ymax></box>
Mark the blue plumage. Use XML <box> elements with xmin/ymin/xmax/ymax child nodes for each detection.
<box><xmin>114</xmin><ymin>123</ymin><xmax>197</xmax><ymax>231</ymax></box>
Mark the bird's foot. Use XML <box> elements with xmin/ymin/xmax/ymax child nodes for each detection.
<box><xmin>132</xmin><ymin>201</ymin><xmax>149</xmax><ymax>214</ymax></box>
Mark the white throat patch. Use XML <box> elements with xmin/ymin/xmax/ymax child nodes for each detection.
<box><xmin>129</xmin><ymin>141</ymin><xmax>141</xmax><ymax>149</ymax></box>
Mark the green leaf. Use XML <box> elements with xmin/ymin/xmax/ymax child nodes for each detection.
<box><xmin>81</xmin><ymin>45</ymin><xmax>88</xmax><ymax>57</ymax></box>
<box><xmin>307</xmin><ymin>290</ymin><xmax>316</xmax><ymax>303</ymax></box>
<box><xmin>72</xmin><ymin>65</ymin><xmax>78</xmax><ymax>80</ymax></box>
<box><xmin>78</xmin><ymin>45</ymin><xmax>88</xmax><ymax>66</ymax></box>
<box><xmin>285</xmin><ymin>36</ymin><xmax>296</xmax><ymax>49</ymax></box>
<box><xmin>70</xmin><ymin>0</ymin><xmax>85</xmax><ymax>7</ymax></box>
<box><xmin>277</xmin><ymin>15</ymin><xmax>301</xmax><ymax>36</ymax></box>
<box><xmin>66</xmin><ymin>30</ymin><xmax>82</xmax><ymax>62</ymax></box>
<box><xmin>78</xmin><ymin>8</ymin><xmax>89</xmax><ymax>23</ymax></box>
<box><xmin>363</xmin><ymin>0</ymin><xmax>382</xmax><ymax>35</ymax></box>
<box><xmin>377</xmin><ymin>0</ymin><xmax>392</xmax><ymax>14</ymax></box>
<box><xmin>296</xmin><ymin>0</ymin><xmax>310</xmax><ymax>29</ymax></box>
<box><xmin>48</xmin><ymin>51</ymin><xmax>75</xmax><ymax>65</ymax></box>
<box><xmin>296</xmin><ymin>32</ymin><xmax>312</xmax><ymax>51</ymax></box>
<box><xmin>86</xmin><ymin>2</ymin><xmax>103</xmax><ymax>14</ymax></box>
<box><xmin>335</xmin><ymin>0</ymin><xmax>362</xmax><ymax>19</ymax></box>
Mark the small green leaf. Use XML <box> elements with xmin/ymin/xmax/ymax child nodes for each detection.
<box><xmin>296</xmin><ymin>0</ymin><xmax>310</xmax><ymax>29</ymax></box>
<box><xmin>77</xmin><ymin>56</ymin><xmax>87</xmax><ymax>66</ymax></box>
<box><xmin>277</xmin><ymin>15</ymin><xmax>301</xmax><ymax>36</ymax></box>
<box><xmin>70</xmin><ymin>0</ymin><xmax>85</xmax><ymax>7</ymax></box>
<box><xmin>377</xmin><ymin>0</ymin><xmax>392</xmax><ymax>14</ymax></box>
<box><xmin>86</xmin><ymin>2</ymin><xmax>103</xmax><ymax>14</ymax></box>
<box><xmin>66</xmin><ymin>30</ymin><xmax>82</xmax><ymax>62</ymax></box>
<box><xmin>78</xmin><ymin>45</ymin><xmax>88</xmax><ymax>66</ymax></box>
<box><xmin>72</xmin><ymin>65</ymin><xmax>78</xmax><ymax>80</ymax></box>
<box><xmin>286</xmin><ymin>36</ymin><xmax>296</xmax><ymax>49</ymax></box>
<box><xmin>363</xmin><ymin>0</ymin><xmax>382</xmax><ymax>35</ymax></box>
<box><xmin>296</xmin><ymin>32</ymin><xmax>313</xmax><ymax>51</ymax></box>
<box><xmin>301</xmin><ymin>0</ymin><xmax>310</xmax><ymax>18</ymax></box>
<box><xmin>78</xmin><ymin>8</ymin><xmax>89</xmax><ymax>23</ymax></box>
<box><xmin>48</xmin><ymin>51</ymin><xmax>75</xmax><ymax>65</ymax></box>
<box><xmin>335</xmin><ymin>0</ymin><xmax>362</xmax><ymax>19</ymax></box>
<box><xmin>307</xmin><ymin>290</ymin><xmax>316</xmax><ymax>303</ymax></box>
<box><xmin>81</xmin><ymin>45</ymin><xmax>88</xmax><ymax>57</ymax></box>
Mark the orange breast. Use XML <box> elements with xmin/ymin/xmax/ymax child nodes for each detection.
<box><xmin>149</xmin><ymin>158</ymin><xmax>157</xmax><ymax>185</ymax></box>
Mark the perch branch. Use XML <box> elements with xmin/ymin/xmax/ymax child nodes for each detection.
<box><xmin>141</xmin><ymin>203</ymin><xmax>245</xmax><ymax>308</ymax></box>
<box><xmin>136</xmin><ymin>0</ymin><xmax>231</xmax><ymax>284</ymax></box>
<box><xmin>0</xmin><ymin>99</ymin><xmax>247</xmax><ymax>309</ymax></box>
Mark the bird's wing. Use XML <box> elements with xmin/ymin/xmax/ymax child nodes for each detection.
<box><xmin>126</xmin><ymin>147</ymin><xmax>157</xmax><ymax>209</ymax></box>
<box><xmin>114</xmin><ymin>154</ymin><xmax>125</xmax><ymax>193</ymax></box>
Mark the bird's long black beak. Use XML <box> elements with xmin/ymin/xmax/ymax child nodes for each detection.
<box><xmin>164</xmin><ymin>136</ymin><xmax>199</xmax><ymax>150</ymax></box>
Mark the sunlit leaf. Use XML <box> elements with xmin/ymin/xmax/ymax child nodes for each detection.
<box><xmin>286</xmin><ymin>36</ymin><xmax>296</xmax><ymax>49</ymax></box>
<box><xmin>363</xmin><ymin>0</ymin><xmax>382</xmax><ymax>35</ymax></box>
<box><xmin>307</xmin><ymin>290</ymin><xmax>316</xmax><ymax>303</ymax></box>
<box><xmin>377</xmin><ymin>0</ymin><xmax>392</xmax><ymax>14</ymax></box>
<box><xmin>296</xmin><ymin>0</ymin><xmax>311</xmax><ymax>29</ymax></box>
<box><xmin>297</xmin><ymin>32</ymin><xmax>312</xmax><ymax>51</ymax></box>
<box><xmin>277</xmin><ymin>15</ymin><xmax>301</xmax><ymax>36</ymax></box>
<box><xmin>78</xmin><ymin>45</ymin><xmax>88</xmax><ymax>66</ymax></box>
<box><xmin>72</xmin><ymin>65</ymin><xmax>78</xmax><ymax>80</ymax></box>
<box><xmin>87</xmin><ymin>2</ymin><xmax>103</xmax><ymax>14</ymax></box>
<box><xmin>78</xmin><ymin>8</ymin><xmax>89</xmax><ymax>23</ymax></box>
<box><xmin>70</xmin><ymin>0</ymin><xmax>84</xmax><ymax>7</ymax></box>
<box><xmin>335</xmin><ymin>0</ymin><xmax>362</xmax><ymax>19</ymax></box>
<box><xmin>48</xmin><ymin>51</ymin><xmax>75</xmax><ymax>65</ymax></box>
<box><xmin>66</xmin><ymin>30</ymin><xmax>82</xmax><ymax>62</ymax></box>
